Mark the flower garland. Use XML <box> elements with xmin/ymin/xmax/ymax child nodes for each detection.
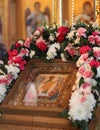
<box><xmin>0</xmin><ymin>22</ymin><xmax>100</xmax><ymax>130</ymax></box>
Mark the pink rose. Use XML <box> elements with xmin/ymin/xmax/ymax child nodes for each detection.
<box><xmin>24</xmin><ymin>38</ymin><xmax>32</xmax><ymax>48</ymax></box>
<box><xmin>80</xmin><ymin>45</ymin><xmax>92</xmax><ymax>54</ymax></box>
<box><xmin>57</xmin><ymin>26</ymin><xmax>69</xmax><ymax>35</ymax></box>
<box><xmin>77</xmin><ymin>28</ymin><xmax>87</xmax><ymax>37</ymax></box>
<box><xmin>36</xmin><ymin>38</ymin><xmax>47</xmax><ymax>52</ymax></box>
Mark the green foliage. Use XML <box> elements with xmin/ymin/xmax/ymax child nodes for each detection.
<box><xmin>80</xmin><ymin>37</ymin><xmax>88</xmax><ymax>46</ymax></box>
<box><xmin>88</xmin><ymin>50</ymin><xmax>93</xmax><ymax>57</ymax></box>
<box><xmin>91</xmin><ymin>67</ymin><xmax>97</xmax><ymax>75</ymax></box>
<box><xmin>73</xmin><ymin>120</ymin><xmax>88</xmax><ymax>130</ymax></box>
<box><xmin>59</xmin><ymin>109</ymin><xmax>68</xmax><ymax>118</ymax></box>
<box><xmin>0</xmin><ymin>65</ymin><xmax>7</xmax><ymax>74</ymax></box>
<box><xmin>79</xmin><ymin>77</ymin><xmax>84</xmax><ymax>87</ymax></box>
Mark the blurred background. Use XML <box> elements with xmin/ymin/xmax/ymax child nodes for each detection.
<box><xmin>0</xmin><ymin>0</ymin><xmax>100</xmax><ymax>50</ymax></box>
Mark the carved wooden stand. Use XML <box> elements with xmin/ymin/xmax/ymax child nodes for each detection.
<box><xmin>0</xmin><ymin>59</ymin><xmax>100</xmax><ymax>130</ymax></box>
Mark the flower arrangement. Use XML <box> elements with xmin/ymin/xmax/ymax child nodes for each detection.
<box><xmin>0</xmin><ymin>22</ymin><xmax>100</xmax><ymax>130</ymax></box>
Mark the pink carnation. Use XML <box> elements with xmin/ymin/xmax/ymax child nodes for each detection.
<box><xmin>79</xmin><ymin>66</ymin><xmax>85</xmax><ymax>74</ymax></box>
<box><xmin>95</xmin><ymin>35</ymin><xmax>100</xmax><ymax>46</ymax></box>
<box><xmin>81</xmin><ymin>82</ymin><xmax>91</xmax><ymax>89</ymax></box>
<box><xmin>77</xmin><ymin>27</ymin><xmax>87</xmax><ymax>37</ymax></box>
<box><xmin>92</xmin><ymin>31</ymin><xmax>100</xmax><ymax>36</ymax></box>
<box><xmin>68</xmin><ymin>49</ymin><xmax>76</xmax><ymax>56</ymax></box>
<box><xmin>88</xmin><ymin>35</ymin><xmax>95</xmax><ymax>44</ymax></box>
<box><xmin>24</xmin><ymin>38</ymin><xmax>32</xmax><ymax>48</ymax></box>
<box><xmin>64</xmin><ymin>43</ymin><xmax>73</xmax><ymax>51</ymax></box>
<box><xmin>94</xmin><ymin>48</ymin><xmax>100</xmax><ymax>59</ymax></box>
<box><xmin>79</xmin><ymin>66</ymin><xmax>93</xmax><ymax>78</ymax></box>
<box><xmin>20</xmin><ymin>48</ymin><xmax>29</xmax><ymax>57</ymax></box>
<box><xmin>84</xmin><ymin>70</ymin><xmax>93</xmax><ymax>78</ymax></box>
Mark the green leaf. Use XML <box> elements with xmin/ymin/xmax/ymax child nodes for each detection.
<box><xmin>88</xmin><ymin>50</ymin><xmax>93</xmax><ymax>57</ymax></box>
<box><xmin>79</xmin><ymin>77</ymin><xmax>84</xmax><ymax>87</ymax></box>
<box><xmin>91</xmin><ymin>67</ymin><xmax>97</xmax><ymax>75</ymax></box>
<box><xmin>59</xmin><ymin>109</ymin><xmax>68</xmax><ymax>118</ymax></box>
<box><xmin>0</xmin><ymin>65</ymin><xmax>7</xmax><ymax>74</ymax></box>
<box><xmin>79</xmin><ymin>121</ymin><xmax>88</xmax><ymax>130</ymax></box>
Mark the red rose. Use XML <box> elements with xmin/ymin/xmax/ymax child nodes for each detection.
<box><xmin>36</xmin><ymin>38</ymin><xmax>47</xmax><ymax>52</ymax></box>
<box><xmin>57</xmin><ymin>26</ymin><xmax>69</xmax><ymax>35</ymax></box>
<box><xmin>80</xmin><ymin>45</ymin><xmax>92</xmax><ymax>54</ymax></box>
<box><xmin>57</xmin><ymin>34</ymin><xmax>65</xmax><ymax>42</ymax></box>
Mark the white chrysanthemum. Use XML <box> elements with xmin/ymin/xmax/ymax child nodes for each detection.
<box><xmin>69</xmin><ymin>89</ymin><xmax>96</xmax><ymax>121</ymax></box>
<box><xmin>30</xmin><ymin>50</ymin><xmax>35</xmax><ymax>58</ymax></box>
<box><xmin>0</xmin><ymin>84</ymin><xmax>7</xmax><ymax>102</ymax></box>
<box><xmin>69</xmin><ymin>104</ymin><xmax>87</xmax><ymax>121</ymax></box>
<box><xmin>84</xmin><ymin>93</ymin><xmax>96</xmax><ymax>111</ymax></box>
<box><xmin>61</xmin><ymin>53</ymin><xmax>67</xmax><ymax>62</ymax></box>
<box><xmin>5</xmin><ymin>64</ymin><xmax>20</xmax><ymax>79</ymax></box>
<box><xmin>67</xmin><ymin>31</ymin><xmax>75</xmax><ymax>40</ymax></box>
<box><xmin>46</xmin><ymin>43</ymin><xmax>60</xmax><ymax>60</ymax></box>
<box><xmin>96</xmin><ymin>66</ymin><xmax>100</xmax><ymax>78</ymax></box>
<box><xmin>75</xmin><ymin>37</ymin><xmax>80</xmax><ymax>44</ymax></box>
